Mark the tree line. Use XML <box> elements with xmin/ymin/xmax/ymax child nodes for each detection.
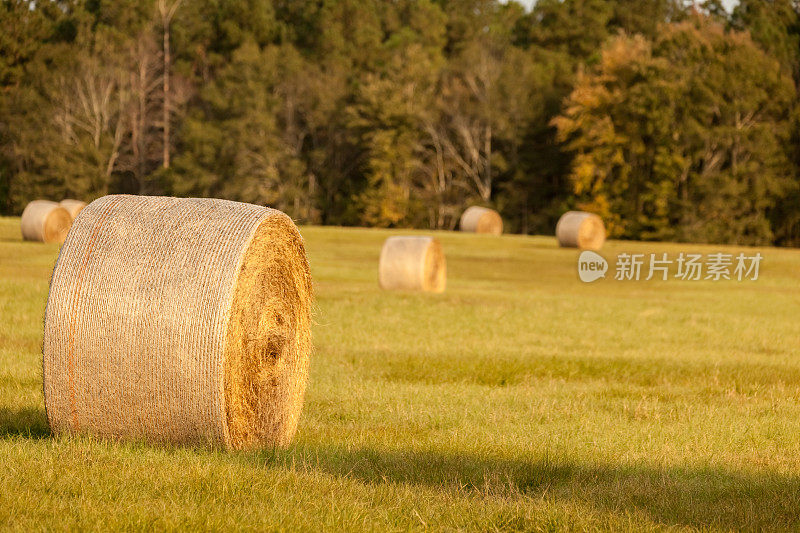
<box><xmin>1</xmin><ymin>0</ymin><xmax>799</xmax><ymax>245</ymax></box>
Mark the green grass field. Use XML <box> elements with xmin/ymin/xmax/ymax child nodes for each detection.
<box><xmin>2</xmin><ymin>216</ymin><xmax>800</xmax><ymax>531</ymax></box>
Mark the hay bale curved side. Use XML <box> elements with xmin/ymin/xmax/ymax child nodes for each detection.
<box><xmin>59</xmin><ymin>199</ymin><xmax>87</xmax><ymax>220</ymax></box>
<box><xmin>459</xmin><ymin>206</ymin><xmax>503</xmax><ymax>235</ymax></box>
<box><xmin>555</xmin><ymin>211</ymin><xmax>606</xmax><ymax>250</ymax></box>
<box><xmin>42</xmin><ymin>194</ymin><xmax>313</xmax><ymax>449</ymax></box>
<box><xmin>378</xmin><ymin>236</ymin><xmax>446</xmax><ymax>293</ymax></box>
<box><xmin>21</xmin><ymin>200</ymin><xmax>72</xmax><ymax>243</ymax></box>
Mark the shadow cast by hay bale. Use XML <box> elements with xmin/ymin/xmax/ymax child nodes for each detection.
<box><xmin>251</xmin><ymin>444</ymin><xmax>800</xmax><ymax>530</ymax></box>
<box><xmin>0</xmin><ymin>407</ymin><xmax>50</xmax><ymax>439</ymax></box>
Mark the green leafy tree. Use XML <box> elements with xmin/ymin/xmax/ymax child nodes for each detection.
<box><xmin>732</xmin><ymin>0</ymin><xmax>800</xmax><ymax>79</ymax></box>
<box><xmin>169</xmin><ymin>41</ymin><xmax>311</xmax><ymax>219</ymax></box>
<box><xmin>554</xmin><ymin>19</ymin><xmax>796</xmax><ymax>244</ymax></box>
<box><xmin>524</xmin><ymin>0</ymin><xmax>614</xmax><ymax>61</ymax></box>
<box><xmin>732</xmin><ymin>0</ymin><xmax>800</xmax><ymax>245</ymax></box>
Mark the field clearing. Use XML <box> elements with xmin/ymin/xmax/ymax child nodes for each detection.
<box><xmin>1</xmin><ymin>216</ymin><xmax>800</xmax><ymax>531</ymax></box>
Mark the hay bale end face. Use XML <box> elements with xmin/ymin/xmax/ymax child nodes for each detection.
<box><xmin>459</xmin><ymin>206</ymin><xmax>503</xmax><ymax>235</ymax></box>
<box><xmin>43</xmin><ymin>195</ymin><xmax>313</xmax><ymax>449</ymax></box>
<box><xmin>556</xmin><ymin>211</ymin><xmax>606</xmax><ymax>250</ymax></box>
<box><xmin>21</xmin><ymin>200</ymin><xmax>72</xmax><ymax>244</ymax></box>
<box><xmin>378</xmin><ymin>236</ymin><xmax>446</xmax><ymax>293</ymax></box>
<box><xmin>59</xmin><ymin>199</ymin><xmax>87</xmax><ymax>220</ymax></box>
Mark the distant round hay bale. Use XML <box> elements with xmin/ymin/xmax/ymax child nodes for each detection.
<box><xmin>43</xmin><ymin>195</ymin><xmax>313</xmax><ymax>449</ymax></box>
<box><xmin>556</xmin><ymin>211</ymin><xmax>606</xmax><ymax>250</ymax></box>
<box><xmin>378</xmin><ymin>236</ymin><xmax>446</xmax><ymax>293</ymax></box>
<box><xmin>459</xmin><ymin>206</ymin><xmax>503</xmax><ymax>235</ymax></box>
<box><xmin>20</xmin><ymin>200</ymin><xmax>72</xmax><ymax>244</ymax></box>
<box><xmin>59</xmin><ymin>199</ymin><xmax>87</xmax><ymax>220</ymax></box>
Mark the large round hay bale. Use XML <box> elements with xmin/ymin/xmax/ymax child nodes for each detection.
<box><xmin>43</xmin><ymin>195</ymin><xmax>313</xmax><ymax>449</ymax></box>
<box><xmin>20</xmin><ymin>200</ymin><xmax>72</xmax><ymax>244</ymax></box>
<box><xmin>556</xmin><ymin>211</ymin><xmax>606</xmax><ymax>250</ymax></box>
<box><xmin>59</xmin><ymin>199</ymin><xmax>87</xmax><ymax>220</ymax></box>
<box><xmin>378</xmin><ymin>236</ymin><xmax>446</xmax><ymax>293</ymax></box>
<box><xmin>459</xmin><ymin>206</ymin><xmax>503</xmax><ymax>235</ymax></box>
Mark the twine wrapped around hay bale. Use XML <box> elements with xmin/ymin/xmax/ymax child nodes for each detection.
<box><xmin>20</xmin><ymin>200</ymin><xmax>72</xmax><ymax>244</ymax></box>
<box><xmin>59</xmin><ymin>199</ymin><xmax>87</xmax><ymax>220</ymax></box>
<box><xmin>459</xmin><ymin>206</ymin><xmax>503</xmax><ymax>235</ymax></box>
<box><xmin>556</xmin><ymin>211</ymin><xmax>606</xmax><ymax>250</ymax></box>
<box><xmin>43</xmin><ymin>195</ymin><xmax>313</xmax><ymax>449</ymax></box>
<box><xmin>378</xmin><ymin>236</ymin><xmax>446</xmax><ymax>293</ymax></box>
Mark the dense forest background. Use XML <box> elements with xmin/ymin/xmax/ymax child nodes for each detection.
<box><xmin>2</xmin><ymin>0</ymin><xmax>799</xmax><ymax>245</ymax></box>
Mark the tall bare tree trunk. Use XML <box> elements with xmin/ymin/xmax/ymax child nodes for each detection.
<box><xmin>158</xmin><ymin>0</ymin><xmax>182</xmax><ymax>169</ymax></box>
<box><xmin>483</xmin><ymin>123</ymin><xmax>491</xmax><ymax>201</ymax></box>
<box><xmin>162</xmin><ymin>19</ymin><xmax>170</xmax><ymax>168</ymax></box>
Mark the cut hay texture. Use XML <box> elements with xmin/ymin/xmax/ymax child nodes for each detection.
<box><xmin>555</xmin><ymin>211</ymin><xmax>606</xmax><ymax>250</ymax></box>
<box><xmin>20</xmin><ymin>200</ymin><xmax>72</xmax><ymax>244</ymax></box>
<box><xmin>43</xmin><ymin>195</ymin><xmax>313</xmax><ymax>449</ymax></box>
<box><xmin>59</xmin><ymin>199</ymin><xmax>87</xmax><ymax>220</ymax></box>
<box><xmin>459</xmin><ymin>206</ymin><xmax>503</xmax><ymax>235</ymax></box>
<box><xmin>378</xmin><ymin>236</ymin><xmax>446</xmax><ymax>293</ymax></box>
